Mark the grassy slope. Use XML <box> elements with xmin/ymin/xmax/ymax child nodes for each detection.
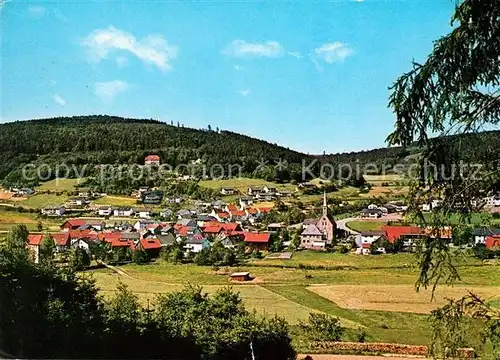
<box><xmin>86</xmin><ymin>253</ymin><xmax>500</xmax><ymax>348</ymax></box>
<box><xmin>37</xmin><ymin>178</ymin><xmax>86</xmax><ymax>191</ymax></box>
<box><xmin>200</xmin><ymin>178</ymin><xmax>296</xmax><ymax>192</ymax></box>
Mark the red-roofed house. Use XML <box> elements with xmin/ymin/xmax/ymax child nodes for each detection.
<box><xmin>27</xmin><ymin>234</ymin><xmax>44</xmax><ymax>263</ymax></box>
<box><xmin>486</xmin><ymin>235</ymin><xmax>500</xmax><ymax>249</ymax></box>
<box><xmin>226</xmin><ymin>204</ymin><xmax>239</xmax><ymax>212</ymax></box>
<box><xmin>202</xmin><ymin>225</ymin><xmax>223</xmax><ymax>236</ymax></box>
<box><xmin>138</xmin><ymin>238</ymin><xmax>162</xmax><ymax>256</ymax></box>
<box><xmin>230</xmin><ymin>210</ymin><xmax>247</xmax><ymax>222</ymax></box>
<box><xmin>243</xmin><ymin>232</ymin><xmax>271</xmax><ymax>250</ymax></box>
<box><xmin>216</xmin><ymin>212</ymin><xmax>231</xmax><ymax>222</ymax></box>
<box><xmin>382</xmin><ymin>225</ymin><xmax>423</xmax><ymax>243</ymax></box>
<box><xmin>145</xmin><ymin>154</ymin><xmax>160</xmax><ymax>166</ymax></box>
<box><xmin>61</xmin><ymin>219</ymin><xmax>86</xmax><ymax>231</ymax></box>
<box><xmin>51</xmin><ymin>233</ymin><xmax>71</xmax><ymax>250</ymax></box>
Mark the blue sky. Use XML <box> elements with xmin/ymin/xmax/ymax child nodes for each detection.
<box><xmin>2</xmin><ymin>0</ymin><xmax>457</xmax><ymax>154</ymax></box>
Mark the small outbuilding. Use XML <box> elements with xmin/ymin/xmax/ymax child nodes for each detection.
<box><xmin>230</xmin><ymin>272</ymin><xmax>251</xmax><ymax>282</ymax></box>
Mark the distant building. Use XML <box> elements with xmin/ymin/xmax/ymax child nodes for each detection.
<box><xmin>41</xmin><ymin>206</ymin><xmax>65</xmax><ymax>217</ymax></box>
<box><xmin>220</xmin><ymin>187</ymin><xmax>236</xmax><ymax>195</ymax></box>
<box><xmin>144</xmin><ymin>154</ymin><xmax>160</xmax><ymax>166</ymax></box>
<box><xmin>300</xmin><ymin>192</ymin><xmax>336</xmax><ymax>250</ymax></box>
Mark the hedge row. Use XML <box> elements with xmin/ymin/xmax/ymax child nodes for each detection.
<box><xmin>314</xmin><ymin>341</ymin><xmax>475</xmax><ymax>358</ymax></box>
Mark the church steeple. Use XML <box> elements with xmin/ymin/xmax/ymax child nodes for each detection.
<box><xmin>322</xmin><ymin>190</ymin><xmax>328</xmax><ymax>217</ymax></box>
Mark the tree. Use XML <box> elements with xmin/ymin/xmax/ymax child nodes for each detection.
<box><xmin>4</xmin><ymin>224</ymin><xmax>30</xmax><ymax>264</ymax></box>
<box><xmin>387</xmin><ymin>1</ymin><xmax>500</xmax><ymax>357</ymax></box>
<box><xmin>290</xmin><ymin>231</ymin><xmax>301</xmax><ymax>250</ymax></box>
<box><xmin>299</xmin><ymin>313</ymin><xmax>344</xmax><ymax>341</ymax></box>
<box><xmin>39</xmin><ymin>234</ymin><xmax>56</xmax><ymax>265</ymax></box>
<box><xmin>69</xmin><ymin>247</ymin><xmax>91</xmax><ymax>270</ymax></box>
<box><xmin>132</xmin><ymin>248</ymin><xmax>149</xmax><ymax>264</ymax></box>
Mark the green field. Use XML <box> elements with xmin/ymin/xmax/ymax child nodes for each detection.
<box><xmin>0</xmin><ymin>208</ymin><xmax>60</xmax><ymax>231</ymax></box>
<box><xmin>93</xmin><ymin>195</ymin><xmax>139</xmax><ymax>207</ymax></box>
<box><xmin>86</xmin><ymin>252</ymin><xmax>500</xmax><ymax>350</ymax></box>
<box><xmin>346</xmin><ymin>220</ymin><xmax>387</xmax><ymax>232</ymax></box>
<box><xmin>37</xmin><ymin>178</ymin><xmax>86</xmax><ymax>192</ymax></box>
<box><xmin>200</xmin><ymin>178</ymin><xmax>296</xmax><ymax>193</ymax></box>
<box><xmin>11</xmin><ymin>193</ymin><xmax>69</xmax><ymax>209</ymax></box>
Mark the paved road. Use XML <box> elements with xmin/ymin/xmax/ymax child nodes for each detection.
<box><xmin>335</xmin><ymin>217</ymin><xmax>360</xmax><ymax>235</ymax></box>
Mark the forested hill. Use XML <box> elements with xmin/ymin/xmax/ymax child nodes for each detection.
<box><xmin>0</xmin><ymin>115</ymin><xmax>309</xmax><ymax>181</ymax></box>
<box><xmin>1</xmin><ymin>115</ymin><xmax>499</xmax><ymax>185</ymax></box>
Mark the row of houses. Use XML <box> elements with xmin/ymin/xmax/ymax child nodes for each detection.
<box><xmin>354</xmin><ymin>225</ymin><xmax>500</xmax><ymax>255</ymax></box>
<box><xmin>220</xmin><ymin>185</ymin><xmax>294</xmax><ymax>200</ymax></box>
<box><xmin>27</xmin><ymin>217</ymin><xmax>274</xmax><ymax>263</ymax></box>
<box><xmin>360</xmin><ymin>203</ymin><xmax>406</xmax><ymax>219</ymax></box>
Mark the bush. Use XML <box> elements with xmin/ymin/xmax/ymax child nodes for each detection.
<box><xmin>299</xmin><ymin>313</ymin><xmax>344</xmax><ymax>341</ymax></box>
<box><xmin>356</xmin><ymin>330</ymin><xmax>367</xmax><ymax>343</ymax></box>
<box><xmin>132</xmin><ymin>248</ymin><xmax>149</xmax><ymax>264</ymax></box>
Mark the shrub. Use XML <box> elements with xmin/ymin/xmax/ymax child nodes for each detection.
<box><xmin>299</xmin><ymin>313</ymin><xmax>344</xmax><ymax>341</ymax></box>
<box><xmin>356</xmin><ymin>330</ymin><xmax>367</xmax><ymax>343</ymax></box>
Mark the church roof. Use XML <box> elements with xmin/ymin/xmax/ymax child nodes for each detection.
<box><xmin>301</xmin><ymin>224</ymin><xmax>323</xmax><ymax>236</ymax></box>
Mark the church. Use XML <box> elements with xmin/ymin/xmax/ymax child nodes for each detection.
<box><xmin>300</xmin><ymin>192</ymin><xmax>336</xmax><ymax>250</ymax></box>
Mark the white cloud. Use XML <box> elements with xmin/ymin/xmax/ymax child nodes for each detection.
<box><xmin>313</xmin><ymin>42</ymin><xmax>354</xmax><ymax>63</ymax></box>
<box><xmin>287</xmin><ymin>51</ymin><xmax>302</xmax><ymax>59</ymax></box>
<box><xmin>234</xmin><ymin>65</ymin><xmax>242</xmax><ymax>71</ymax></box>
<box><xmin>94</xmin><ymin>80</ymin><xmax>129</xmax><ymax>102</ymax></box>
<box><xmin>53</xmin><ymin>93</ymin><xmax>66</xmax><ymax>106</ymax></box>
<box><xmin>27</xmin><ymin>5</ymin><xmax>45</xmax><ymax>18</ymax></box>
<box><xmin>237</xmin><ymin>89</ymin><xmax>251</xmax><ymax>97</ymax></box>
<box><xmin>82</xmin><ymin>26</ymin><xmax>177</xmax><ymax>71</ymax></box>
<box><xmin>224</xmin><ymin>40</ymin><xmax>284</xmax><ymax>58</ymax></box>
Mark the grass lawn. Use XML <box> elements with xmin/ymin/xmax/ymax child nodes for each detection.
<box><xmin>37</xmin><ymin>178</ymin><xmax>87</xmax><ymax>192</ymax></box>
<box><xmin>85</xmin><ymin>254</ymin><xmax>500</xmax><ymax>349</ymax></box>
<box><xmin>93</xmin><ymin>195</ymin><xmax>139</xmax><ymax>207</ymax></box>
<box><xmin>0</xmin><ymin>209</ymin><xmax>60</xmax><ymax>231</ymax></box>
<box><xmin>308</xmin><ymin>284</ymin><xmax>500</xmax><ymax>314</ymax></box>
<box><xmin>346</xmin><ymin>220</ymin><xmax>387</xmax><ymax>232</ymax></box>
<box><xmin>199</xmin><ymin>178</ymin><xmax>296</xmax><ymax>193</ymax></box>
<box><xmin>297</xmin><ymin>187</ymin><xmax>360</xmax><ymax>204</ymax></box>
<box><xmin>9</xmin><ymin>193</ymin><xmax>69</xmax><ymax>209</ymax></box>
<box><xmin>89</xmin><ymin>269</ymin><xmax>336</xmax><ymax>325</ymax></box>
<box><xmin>266</xmin><ymin>285</ymin><xmax>431</xmax><ymax>347</ymax></box>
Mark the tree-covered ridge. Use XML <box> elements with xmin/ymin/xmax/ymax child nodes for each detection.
<box><xmin>1</xmin><ymin>115</ymin><xmax>499</xmax><ymax>185</ymax></box>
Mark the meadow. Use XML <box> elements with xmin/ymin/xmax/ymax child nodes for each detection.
<box><xmin>0</xmin><ymin>208</ymin><xmax>60</xmax><ymax>231</ymax></box>
<box><xmin>86</xmin><ymin>251</ymin><xmax>500</xmax><ymax>349</ymax></box>
<box><xmin>36</xmin><ymin>178</ymin><xmax>87</xmax><ymax>192</ymax></box>
<box><xmin>199</xmin><ymin>178</ymin><xmax>296</xmax><ymax>193</ymax></box>
<box><xmin>345</xmin><ymin>221</ymin><xmax>387</xmax><ymax>233</ymax></box>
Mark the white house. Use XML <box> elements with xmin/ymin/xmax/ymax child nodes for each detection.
<box><xmin>184</xmin><ymin>236</ymin><xmax>210</xmax><ymax>253</ymax></box>
<box><xmin>220</xmin><ymin>187</ymin><xmax>236</xmax><ymax>195</ymax></box>
<box><xmin>41</xmin><ymin>206</ymin><xmax>65</xmax><ymax>217</ymax></box>
<box><xmin>263</xmin><ymin>185</ymin><xmax>276</xmax><ymax>194</ymax></box>
<box><xmin>137</xmin><ymin>208</ymin><xmax>152</xmax><ymax>219</ymax></box>
<box><xmin>98</xmin><ymin>206</ymin><xmax>113</xmax><ymax>217</ymax></box>
<box><xmin>113</xmin><ymin>208</ymin><xmax>134</xmax><ymax>217</ymax></box>
<box><xmin>134</xmin><ymin>219</ymin><xmax>154</xmax><ymax>231</ymax></box>
<box><xmin>70</xmin><ymin>238</ymin><xmax>91</xmax><ymax>254</ymax></box>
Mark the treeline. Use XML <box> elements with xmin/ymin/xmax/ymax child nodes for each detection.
<box><xmin>2</xmin><ymin>115</ymin><xmax>500</xmax><ymax>186</ymax></box>
<box><xmin>0</xmin><ymin>225</ymin><xmax>295</xmax><ymax>359</ymax></box>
